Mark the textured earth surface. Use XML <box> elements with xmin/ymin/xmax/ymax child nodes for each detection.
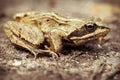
<box><xmin>0</xmin><ymin>0</ymin><xmax>120</xmax><ymax>80</ymax></box>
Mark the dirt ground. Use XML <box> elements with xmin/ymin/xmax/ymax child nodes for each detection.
<box><xmin>0</xmin><ymin>0</ymin><xmax>120</xmax><ymax>80</ymax></box>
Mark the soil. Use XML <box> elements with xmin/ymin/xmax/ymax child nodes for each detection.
<box><xmin>0</xmin><ymin>0</ymin><xmax>120</xmax><ymax>80</ymax></box>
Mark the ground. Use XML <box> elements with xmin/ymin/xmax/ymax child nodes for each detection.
<box><xmin>0</xmin><ymin>0</ymin><xmax>120</xmax><ymax>80</ymax></box>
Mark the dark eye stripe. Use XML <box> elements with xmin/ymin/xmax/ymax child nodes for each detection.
<box><xmin>68</xmin><ymin>26</ymin><xmax>88</xmax><ymax>39</ymax></box>
<box><xmin>68</xmin><ymin>23</ymin><xmax>98</xmax><ymax>39</ymax></box>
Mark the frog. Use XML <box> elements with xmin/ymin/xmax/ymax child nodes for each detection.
<box><xmin>3</xmin><ymin>12</ymin><xmax>110</xmax><ymax>58</ymax></box>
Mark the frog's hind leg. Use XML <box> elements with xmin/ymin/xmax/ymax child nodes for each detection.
<box><xmin>5</xmin><ymin>31</ymin><xmax>57</xmax><ymax>58</ymax></box>
<box><xmin>4</xmin><ymin>21</ymin><xmax>58</xmax><ymax>58</ymax></box>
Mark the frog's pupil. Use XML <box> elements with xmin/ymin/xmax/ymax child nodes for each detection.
<box><xmin>87</xmin><ymin>25</ymin><xmax>94</xmax><ymax>29</ymax></box>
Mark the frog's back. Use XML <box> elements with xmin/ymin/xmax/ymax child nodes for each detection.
<box><xmin>13</xmin><ymin>12</ymin><xmax>85</xmax><ymax>33</ymax></box>
<box><xmin>13</xmin><ymin>12</ymin><xmax>68</xmax><ymax>24</ymax></box>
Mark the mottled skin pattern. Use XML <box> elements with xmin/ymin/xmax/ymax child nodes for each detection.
<box><xmin>4</xmin><ymin>12</ymin><xmax>110</xmax><ymax>58</ymax></box>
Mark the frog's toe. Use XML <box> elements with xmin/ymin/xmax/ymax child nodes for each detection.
<box><xmin>49</xmin><ymin>51</ymin><xmax>59</xmax><ymax>58</ymax></box>
<box><xmin>31</xmin><ymin>50</ymin><xmax>39</xmax><ymax>58</ymax></box>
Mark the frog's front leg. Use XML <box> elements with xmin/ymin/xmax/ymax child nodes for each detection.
<box><xmin>4</xmin><ymin>21</ymin><xmax>58</xmax><ymax>58</ymax></box>
<box><xmin>47</xmin><ymin>29</ymin><xmax>66</xmax><ymax>53</ymax></box>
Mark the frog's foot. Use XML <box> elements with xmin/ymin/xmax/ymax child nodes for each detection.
<box><xmin>31</xmin><ymin>49</ymin><xmax>58</xmax><ymax>58</ymax></box>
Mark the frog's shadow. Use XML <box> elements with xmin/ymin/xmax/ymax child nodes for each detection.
<box><xmin>13</xmin><ymin>44</ymin><xmax>29</xmax><ymax>52</ymax></box>
<box><xmin>62</xmin><ymin>43</ymin><xmax>105</xmax><ymax>55</ymax></box>
<box><xmin>62</xmin><ymin>45</ymin><xmax>91</xmax><ymax>55</ymax></box>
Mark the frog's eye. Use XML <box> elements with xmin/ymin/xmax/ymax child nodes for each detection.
<box><xmin>84</xmin><ymin>23</ymin><xmax>97</xmax><ymax>33</ymax></box>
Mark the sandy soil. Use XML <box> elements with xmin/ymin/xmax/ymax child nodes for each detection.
<box><xmin>0</xmin><ymin>0</ymin><xmax>120</xmax><ymax>80</ymax></box>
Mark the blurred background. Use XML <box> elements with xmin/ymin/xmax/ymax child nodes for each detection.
<box><xmin>0</xmin><ymin>0</ymin><xmax>120</xmax><ymax>80</ymax></box>
<box><xmin>0</xmin><ymin>0</ymin><xmax>120</xmax><ymax>22</ymax></box>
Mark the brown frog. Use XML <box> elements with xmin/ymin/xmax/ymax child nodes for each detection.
<box><xmin>4</xmin><ymin>12</ymin><xmax>110</xmax><ymax>58</ymax></box>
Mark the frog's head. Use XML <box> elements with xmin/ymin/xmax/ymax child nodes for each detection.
<box><xmin>68</xmin><ymin>22</ymin><xmax>110</xmax><ymax>45</ymax></box>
